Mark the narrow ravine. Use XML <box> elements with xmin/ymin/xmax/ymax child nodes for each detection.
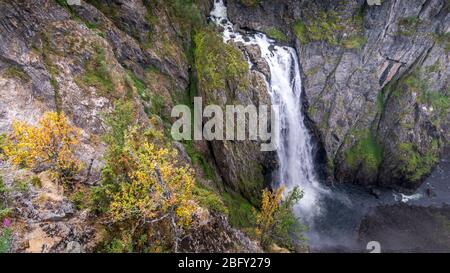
<box><xmin>210</xmin><ymin>0</ymin><xmax>450</xmax><ymax>252</ymax></box>
<box><xmin>210</xmin><ymin>0</ymin><xmax>328</xmax><ymax>225</ymax></box>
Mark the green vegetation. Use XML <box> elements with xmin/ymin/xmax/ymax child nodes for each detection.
<box><xmin>193</xmin><ymin>185</ymin><xmax>228</xmax><ymax>214</ymax></box>
<box><xmin>55</xmin><ymin>0</ymin><xmax>70</xmax><ymax>10</ymax></box>
<box><xmin>397</xmin><ymin>16</ymin><xmax>422</xmax><ymax>36</ymax></box>
<box><xmin>168</xmin><ymin>0</ymin><xmax>202</xmax><ymax>28</ymax></box>
<box><xmin>14</xmin><ymin>179</ymin><xmax>30</xmax><ymax>193</ymax></box>
<box><xmin>0</xmin><ymin>134</ymin><xmax>6</xmax><ymax>155</ymax></box>
<box><xmin>183</xmin><ymin>141</ymin><xmax>215</xmax><ymax>180</ymax></box>
<box><xmin>294</xmin><ymin>12</ymin><xmax>343</xmax><ymax>45</ymax></box>
<box><xmin>398</xmin><ymin>142</ymin><xmax>439</xmax><ymax>182</ymax></box>
<box><xmin>70</xmin><ymin>187</ymin><xmax>91</xmax><ymax>210</ymax></box>
<box><xmin>344</xmin><ymin>129</ymin><xmax>384</xmax><ymax>173</ymax></box>
<box><xmin>255</xmin><ymin>187</ymin><xmax>307</xmax><ymax>250</ymax></box>
<box><xmin>401</xmin><ymin>68</ymin><xmax>449</xmax><ymax>119</ymax></box>
<box><xmin>89</xmin><ymin>101</ymin><xmax>136</xmax><ymax>214</ymax></box>
<box><xmin>76</xmin><ymin>47</ymin><xmax>114</xmax><ymax>96</ymax></box>
<box><xmin>223</xmin><ymin>192</ymin><xmax>255</xmax><ymax>229</ymax></box>
<box><xmin>239</xmin><ymin>0</ymin><xmax>261</xmax><ymax>7</ymax></box>
<box><xmin>194</xmin><ymin>29</ymin><xmax>249</xmax><ymax>93</ymax></box>
<box><xmin>433</xmin><ymin>32</ymin><xmax>450</xmax><ymax>53</ymax></box>
<box><xmin>294</xmin><ymin>9</ymin><xmax>366</xmax><ymax>49</ymax></box>
<box><xmin>377</xmin><ymin>88</ymin><xmax>386</xmax><ymax>113</ymax></box>
<box><xmin>2</xmin><ymin>66</ymin><xmax>31</xmax><ymax>82</ymax></box>
<box><xmin>127</xmin><ymin>72</ymin><xmax>147</xmax><ymax>101</ymax></box>
<box><xmin>0</xmin><ymin>228</ymin><xmax>12</xmax><ymax>253</ymax></box>
<box><xmin>30</xmin><ymin>176</ymin><xmax>42</xmax><ymax>189</ymax></box>
<box><xmin>342</xmin><ymin>35</ymin><xmax>367</xmax><ymax>49</ymax></box>
<box><xmin>265</xmin><ymin>27</ymin><xmax>288</xmax><ymax>42</ymax></box>
<box><xmin>0</xmin><ymin>176</ymin><xmax>11</xmax><ymax>222</ymax></box>
<box><xmin>150</xmin><ymin>94</ymin><xmax>166</xmax><ymax>119</ymax></box>
<box><xmin>127</xmin><ymin>71</ymin><xmax>168</xmax><ymax>120</ymax></box>
<box><xmin>92</xmin><ymin>100</ymin><xmax>199</xmax><ymax>252</ymax></box>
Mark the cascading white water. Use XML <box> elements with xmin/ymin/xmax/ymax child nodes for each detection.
<box><xmin>210</xmin><ymin>0</ymin><xmax>328</xmax><ymax>222</ymax></box>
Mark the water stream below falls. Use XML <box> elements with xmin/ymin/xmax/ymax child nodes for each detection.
<box><xmin>210</xmin><ymin>0</ymin><xmax>450</xmax><ymax>252</ymax></box>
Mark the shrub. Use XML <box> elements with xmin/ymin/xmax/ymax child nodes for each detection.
<box><xmin>4</xmin><ymin>112</ymin><xmax>82</xmax><ymax>181</ymax></box>
<box><xmin>0</xmin><ymin>134</ymin><xmax>6</xmax><ymax>156</ymax></box>
<box><xmin>90</xmin><ymin>101</ymin><xmax>136</xmax><ymax>214</ymax></box>
<box><xmin>108</xmin><ymin>127</ymin><xmax>197</xmax><ymax>228</ymax></box>
<box><xmin>0</xmin><ymin>176</ymin><xmax>11</xmax><ymax>222</ymax></box>
<box><xmin>254</xmin><ymin>186</ymin><xmax>307</xmax><ymax>250</ymax></box>
<box><xmin>98</xmin><ymin>126</ymin><xmax>198</xmax><ymax>252</ymax></box>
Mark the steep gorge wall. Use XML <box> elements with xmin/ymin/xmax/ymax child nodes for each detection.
<box><xmin>0</xmin><ymin>0</ymin><xmax>264</xmax><ymax>252</ymax></box>
<box><xmin>227</xmin><ymin>0</ymin><xmax>449</xmax><ymax>190</ymax></box>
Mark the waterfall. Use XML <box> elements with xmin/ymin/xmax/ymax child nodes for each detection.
<box><xmin>210</xmin><ymin>0</ymin><xmax>328</xmax><ymax>223</ymax></box>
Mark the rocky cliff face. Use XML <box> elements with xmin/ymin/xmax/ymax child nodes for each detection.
<box><xmin>0</xmin><ymin>0</ymin><xmax>448</xmax><ymax>253</ymax></box>
<box><xmin>0</xmin><ymin>0</ymin><xmax>262</xmax><ymax>252</ymax></box>
<box><xmin>226</xmin><ymin>0</ymin><xmax>449</xmax><ymax>190</ymax></box>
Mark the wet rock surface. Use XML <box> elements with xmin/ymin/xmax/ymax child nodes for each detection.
<box><xmin>226</xmin><ymin>0</ymin><xmax>449</xmax><ymax>190</ymax></box>
<box><xmin>358</xmin><ymin>204</ymin><xmax>450</xmax><ymax>252</ymax></box>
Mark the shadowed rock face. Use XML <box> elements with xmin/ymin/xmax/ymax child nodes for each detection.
<box><xmin>358</xmin><ymin>204</ymin><xmax>450</xmax><ymax>252</ymax></box>
<box><xmin>226</xmin><ymin>0</ymin><xmax>449</xmax><ymax>190</ymax></box>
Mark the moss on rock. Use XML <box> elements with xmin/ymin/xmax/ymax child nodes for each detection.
<box><xmin>344</xmin><ymin>129</ymin><xmax>384</xmax><ymax>174</ymax></box>
<box><xmin>193</xmin><ymin>29</ymin><xmax>249</xmax><ymax>94</ymax></box>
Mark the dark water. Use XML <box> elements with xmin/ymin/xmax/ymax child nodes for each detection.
<box><xmin>308</xmin><ymin>156</ymin><xmax>450</xmax><ymax>252</ymax></box>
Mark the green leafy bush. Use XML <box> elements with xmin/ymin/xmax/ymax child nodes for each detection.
<box><xmin>255</xmin><ymin>186</ymin><xmax>307</xmax><ymax>250</ymax></box>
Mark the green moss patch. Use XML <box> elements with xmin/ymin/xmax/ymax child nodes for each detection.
<box><xmin>344</xmin><ymin>129</ymin><xmax>384</xmax><ymax>173</ymax></box>
<box><xmin>294</xmin><ymin>8</ymin><xmax>366</xmax><ymax>49</ymax></box>
<box><xmin>397</xmin><ymin>16</ymin><xmax>422</xmax><ymax>37</ymax></box>
<box><xmin>194</xmin><ymin>29</ymin><xmax>249</xmax><ymax>93</ymax></box>
<box><xmin>76</xmin><ymin>46</ymin><xmax>114</xmax><ymax>96</ymax></box>
<box><xmin>2</xmin><ymin>66</ymin><xmax>31</xmax><ymax>82</ymax></box>
<box><xmin>265</xmin><ymin>27</ymin><xmax>288</xmax><ymax>42</ymax></box>
<box><xmin>398</xmin><ymin>142</ymin><xmax>439</xmax><ymax>182</ymax></box>
<box><xmin>193</xmin><ymin>185</ymin><xmax>228</xmax><ymax>214</ymax></box>
<box><xmin>222</xmin><ymin>191</ymin><xmax>255</xmax><ymax>229</ymax></box>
